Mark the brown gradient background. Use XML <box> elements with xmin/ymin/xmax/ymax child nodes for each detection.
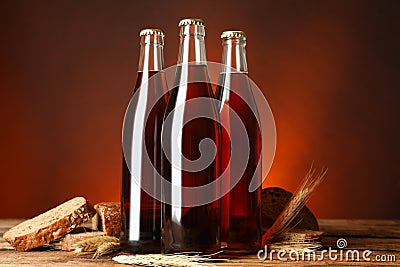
<box><xmin>0</xmin><ymin>0</ymin><xmax>399</xmax><ymax>219</ymax></box>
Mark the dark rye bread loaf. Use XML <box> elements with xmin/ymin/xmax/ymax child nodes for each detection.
<box><xmin>262</xmin><ymin>187</ymin><xmax>319</xmax><ymax>232</ymax></box>
<box><xmin>3</xmin><ymin>197</ymin><xmax>95</xmax><ymax>251</ymax></box>
<box><xmin>92</xmin><ymin>202</ymin><xmax>120</xmax><ymax>237</ymax></box>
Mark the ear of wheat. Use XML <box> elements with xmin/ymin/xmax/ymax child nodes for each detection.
<box><xmin>262</xmin><ymin>166</ymin><xmax>327</xmax><ymax>247</ymax></box>
<box><xmin>92</xmin><ymin>241</ymin><xmax>120</xmax><ymax>259</ymax></box>
<box><xmin>73</xmin><ymin>236</ymin><xmax>119</xmax><ymax>256</ymax></box>
<box><xmin>113</xmin><ymin>253</ymin><xmax>227</xmax><ymax>267</ymax></box>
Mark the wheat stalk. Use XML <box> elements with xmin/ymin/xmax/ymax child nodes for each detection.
<box><xmin>113</xmin><ymin>253</ymin><xmax>226</xmax><ymax>267</ymax></box>
<box><xmin>73</xmin><ymin>236</ymin><xmax>119</xmax><ymax>253</ymax></box>
<box><xmin>262</xmin><ymin>165</ymin><xmax>327</xmax><ymax>246</ymax></box>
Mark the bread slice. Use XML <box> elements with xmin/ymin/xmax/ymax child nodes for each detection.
<box><xmin>92</xmin><ymin>202</ymin><xmax>120</xmax><ymax>237</ymax></box>
<box><xmin>3</xmin><ymin>196</ymin><xmax>95</xmax><ymax>251</ymax></box>
<box><xmin>60</xmin><ymin>230</ymin><xmax>106</xmax><ymax>251</ymax></box>
<box><xmin>261</xmin><ymin>187</ymin><xmax>319</xmax><ymax>232</ymax></box>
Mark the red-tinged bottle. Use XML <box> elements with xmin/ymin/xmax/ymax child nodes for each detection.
<box><xmin>161</xmin><ymin>18</ymin><xmax>221</xmax><ymax>254</ymax></box>
<box><xmin>121</xmin><ymin>29</ymin><xmax>168</xmax><ymax>253</ymax></box>
<box><xmin>216</xmin><ymin>31</ymin><xmax>262</xmax><ymax>254</ymax></box>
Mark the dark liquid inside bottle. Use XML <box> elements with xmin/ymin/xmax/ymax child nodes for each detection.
<box><xmin>121</xmin><ymin>70</ymin><xmax>168</xmax><ymax>253</ymax></box>
<box><xmin>161</xmin><ymin>64</ymin><xmax>221</xmax><ymax>254</ymax></box>
<box><xmin>216</xmin><ymin>72</ymin><xmax>262</xmax><ymax>253</ymax></box>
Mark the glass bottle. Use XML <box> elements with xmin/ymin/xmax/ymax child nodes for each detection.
<box><xmin>161</xmin><ymin>18</ymin><xmax>221</xmax><ymax>254</ymax></box>
<box><xmin>216</xmin><ymin>31</ymin><xmax>262</xmax><ymax>254</ymax></box>
<box><xmin>121</xmin><ymin>29</ymin><xmax>168</xmax><ymax>253</ymax></box>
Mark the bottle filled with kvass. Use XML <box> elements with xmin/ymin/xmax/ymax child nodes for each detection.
<box><xmin>161</xmin><ymin>18</ymin><xmax>221</xmax><ymax>254</ymax></box>
<box><xmin>216</xmin><ymin>31</ymin><xmax>262</xmax><ymax>254</ymax></box>
<box><xmin>121</xmin><ymin>29</ymin><xmax>169</xmax><ymax>253</ymax></box>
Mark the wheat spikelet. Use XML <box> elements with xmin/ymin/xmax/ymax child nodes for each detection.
<box><xmin>262</xmin><ymin>166</ymin><xmax>327</xmax><ymax>246</ymax></box>
<box><xmin>92</xmin><ymin>241</ymin><xmax>120</xmax><ymax>259</ymax></box>
<box><xmin>73</xmin><ymin>236</ymin><xmax>119</xmax><ymax>253</ymax></box>
<box><xmin>113</xmin><ymin>253</ymin><xmax>226</xmax><ymax>266</ymax></box>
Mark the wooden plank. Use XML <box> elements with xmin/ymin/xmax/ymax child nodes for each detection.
<box><xmin>0</xmin><ymin>219</ymin><xmax>399</xmax><ymax>266</ymax></box>
<box><xmin>0</xmin><ymin>250</ymin><xmax>397</xmax><ymax>267</ymax></box>
<box><xmin>323</xmin><ymin>236</ymin><xmax>400</xmax><ymax>252</ymax></box>
<box><xmin>0</xmin><ymin>250</ymin><xmax>119</xmax><ymax>266</ymax></box>
<box><xmin>319</xmin><ymin>219</ymin><xmax>400</xmax><ymax>238</ymax></box>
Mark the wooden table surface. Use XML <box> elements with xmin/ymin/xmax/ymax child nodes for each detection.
<box><xmin>0</xmin><ymin>219</ymin><xmax>399</xmax><ymax>266</ymax></box>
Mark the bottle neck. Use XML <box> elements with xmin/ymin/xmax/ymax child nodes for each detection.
<box><xmin>221</xmin><ymin>38</ymin><xmax>248</xmax><ymax>73</ymax></box>
<box><xmin>177</xmin><ymin>24</ymin><xmax>207</xmax><ymax>65</ymax></box>
<box><xmin>138</xmin><ymin>34</ymin><xmax>164</xmax><ymax>72</ymax></box>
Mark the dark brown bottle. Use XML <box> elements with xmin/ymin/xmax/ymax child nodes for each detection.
<box><xmin>121</xmin><ymin>29</ymin><xmax>168</xmax><ymax>253</ymax></box>
<box><xmin>216</xmin><ymin>31</ymin><xmax>262</xmax><ymax>254</ymax></box>
<box><xmin>161</xmin><ymin>18</ymin><xmax>221</xmax><ymax>254</ymax></box>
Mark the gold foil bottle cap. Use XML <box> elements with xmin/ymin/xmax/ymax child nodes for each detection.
<box><xmin>139</xmin><ymin>28</ymin><xmax>165</xmax><ymax>37</ymax></box>
<box><xmin>178</xmin><ymin>18</ymin><xmax>206</xmax><ymax>27</ymax></box>
<box><xmin>221</xmin><ymin>30</ymin><xmax>246</xmax><ymax>40</ymax></box>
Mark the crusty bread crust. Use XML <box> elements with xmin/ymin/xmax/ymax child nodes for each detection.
<box><xmin>3</xmin><ymin>197</ymin><xmax>95</xmax><ymax>251</ymax></box>
<box><xmin>92</xmin><ymin>202</ymin><xmax>120</xmax><ymax>238</ymax></box>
